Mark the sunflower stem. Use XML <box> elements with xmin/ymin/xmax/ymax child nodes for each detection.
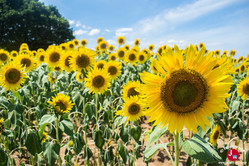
<box><xmin>55</xmin><ymin>116</ymin><xmax>62</xmax><ymax>166</ymax></box>
<box><xmin>173</xmin><ymin>131</ymin><xmax>180</xmax><ymax>166</ymax></box>
<box><xmin>242</xmin><ymin>99</ymin><xmax>246</xmax><ymax>164</ymax></box>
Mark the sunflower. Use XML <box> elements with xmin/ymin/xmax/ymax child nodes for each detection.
<box><xmin>240</xmin><ymin>64</ymin><xmax>246</xmax><ymax>73</ymax></box>
<box><xmin>122</xmin><ymin>81</ymin><xmax>141</xmax><ymax>100</ymax></box>
<box><xmin>47</xmin><ymin>93</ymin><xmax>74</xmax><ymax>114</ymax></box>
<box><xmin>60</xmin><ymin>43</ymin><xmax>68</xmax><ymax>51</ymax></box>
<box><xmin>69</xmin><ymin>48</ymin><xmax>94</xmax><ymax>72</ymax></box>
<box><xmin>150</xmin><ymin>58</ymin><xmax>158</xmax><ymax>74</ymax></box>
<box><xmin>81</xmin><ymin>39</ymin><xmax>87</xmax><ymax>46</ymax></box>
<box><xmin>126</xmin><ymin>50</ymin><xmax>137</xmax><ymax>64</ymax></box>
<box><xmin>0</xmin><ymin>63</ymin><xmax>27</xmax><ymax>91</ymax></box>
<box><xmin>214</xmin><ymin>50</ymin><xmax>220</xmax><ymax>56</ymax></box>
<box><xmin>237</xmin><ymin>77</ymin><xmax>249</xmax><ymax>100</ymax></box>
<box><xmin>117</xmin><ymin>36</ymin><xmax>125</xmax><ymax>45</ymax></box>
<box><xmin>116</xmin><ymin>48</ymin><xmax>126</xmax><ymax>60</ymax></box>
<box><xmin>108</xmin><ymin>45</ymin><xmax>115</xmax><ymax>52</ymax></box>
<box><xmin>134</xmin><ymin>39</ymin><xmax>140</xmax><ymax>46</ymax></box>
<box><xmin>105</xmin><ymin>61</ymin><xmax>122</xmax><ymax>80</ymax></box>
<box><xmin>95</xmin><ymin>60</ymin><xmax>106</xmax><ymax>70</ymax></box>
<box><xmin>46</xmin><ymin>47</ymin><xmax>63</xmax><ymax>67</ymax></box>
<box><xmin>149</xmin><ymin>44</ymin><xmax>155</xmax><ymax>51</ymax></box>
<box><xmin>223</xmin><ymin>50</ymin><xmax>228</xmax><ymax>55</ymax></box>
<box><xmin>10</xmin><ymin>51</ymin><xmax>18</xmax><ymax>58</ymax></box>
<box><xmin>48</xmin><ymin>72</ymin><xmax>57</xmax><ymax>84</ymax></box>
<box><xmin>60</xmin><ymin>51</ymin><xmax>74</xmax><ymax>72</ymax></box>
<box><xmin>210</xmin><ymin>124</ymin><xmax>221</xmax><ymax>146</ymax></box>
<box><xmin>37</xmin><ymin>48</ymin><xmax>45</xmax><ymax>53</ymax></box>
<box><xmin>41</xmin><ymin>132</ymin><xmax>48</xmax><ymax>142</ymax></box>
<box><xmin>37</xmin><ymin>51</ymin><xmax>47</xmax><ymax>64</ymax></box>
<box><xmin>99</xmin><ymin>41</ymin><xmax>108</xmax><ymax>54</ymax></box>
<box><xmin>213</xmin><ymin>53</ymin><xmax>234</xmax><ymax>74</ymax></box>
<box><xmin>0</xmin><ymin>118</ymin><xmax>4</xmax><ymax>134</ymax></box>
<box><xmin>109</xmin><ymin>53</ymin><xmax>117</xmax><ymax>61</ymax></box>
<box><xmin>122</xmin><ymin>96</ymin><xmax>144</xmax><ymax>122</ymax></box>
<box><xmin>229</xmin><ymin>49</ymin><xmax>236</xmax><ymax>56</ymax></box>
<box><xmin>140</xmin><ymin>44</ymin><xmax>233</xmax><ymax>133</ymax></box>
<box><xmin>157</xmin><ymin>46</ymin><xmax>164</xmax><ymax>56</ymax></box>
<box><xmin>137</xmin><ymin>52</ymin><xmax>147</xmax><ymax>64</ymax></box>
<box><xmin>67</xmin><ymin>41</ymin><xmax>75</xmax><ymax>50</ymax></box>
<box><xmin>73</xmin><ymin>39</ymin><xmax>79</xmax><ymax>46</ymax></box>
<box><xmin>76</xmin><ymin>71</ymin><xmax>84</xmax><ymax>83</ymax></box>
<box><xmin>199</xmin><ymin>43</ymin><xmax>205</xmax><ymax>49</ymax></box>
<box><xmin>14</xmin><ymin>53</ymin><xmax>36</xmax><ymax>72</ymax></box>
<box><xmin>124</xmin><ymin>45</ymin><xmax>130</xmax><ymax>51</ymax></box>
<box><xmin>97</xmin><ymin>37</ymin><xmax>104</xmax><ymax>44</ymax></box>
<box><xmin>235</xmin><ymin>67</ymin><xmax>240</xmax><ymax>73</ymax></box>
<box><xmin>130</xmin><ymin>46</ymin><xmax>140</xmax><ymax>53</ymax></box>
<box><xmin>237</xmin><ymin>56</ymin><xmax>244</xmax><ymax>64</ymax></box>
<box><xmin>53</xmin><ymin>65</ymin><xmax>62</xmax><ymax>72</ymax></box>
<box><xmin>0</xmin><ymin>49</ymin><xmax>9</xmax><ymax>64</ymax></box>
<box><xmin>85</xmin><ymin>68</ymin><xmax>111</xmax><ymax>95</ymax></box>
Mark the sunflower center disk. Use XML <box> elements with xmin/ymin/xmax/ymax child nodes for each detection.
<box><xmin>21</xmin><ymin>58</ymin><xmax>31</xmax><ymax>67</ymax></box>
<box><xmin>161</xmin><ymin>69</ymin><xmax>207</xmax><ymax>114</ymax></box>
<box><xmin>243</xmin><ymin>84</ymin><xmax>249</xmax><ymax>95</ymax></box>
<box><xmin>118</xmin><ymin>51</ymin><xmax>124</xmax><ymax>58</ymax></box>
<box><xmin>139</xmin><ymin>55</ymin><xmax>144</xmax><ymax>61</ymax></box>
<box><xmin>92</xmin><ymin>75</ymin><xmax>105</xmax><ymax>88</ymax></box>
<box><xmin>129</xmin><ymin>54</ymin><xmax>136</xmax><ymax>61</ymax></box>
<box><xmin>40</xmin><ymin>55</ymin><xmax>45</xmax><ymax>61</ymax></box>
<box><xmin>65</xmin><ymin>56</ymin><xmax>71</xmax><ymax>67</ymax></box>
<box><xmin>128</xmin><ymin>104</ymin><xmax>140</xmax><ymax>115</ymax></box>
<box><xmin>213</xmin><ymin>130</ymin><xmax>220</xmax><ymax>140</ymax></box>
<box><xmin>55</xmin><ymin>101</ymin><xmax>66</xmax><ymax>111</ymax></box>
<box><xmin>0</xmin><ymin>53</ymin><xmax>7</xmax><ymax>61</ymax></box>
<box><xmin>97</xmin><ymin>63</ymin><xmax>104</xmax><ymax>69</ymax></box>
<box><xmin>50</xmin><ymin>52</ymin><xmax>60</xmax><ymax>62</ymax></box>
<box><xmin>127</xmin><ymin>88</ymin><xmax>139</xmax><ymax>97</ymax></box>
<box><xmin>76</xmin><ymin>55</ymin><xmax>89</xmax><ymax>68</ymax></box>
<box><xmin>100</xmin><ymin>44</ymin><xmax>107</xmax><ymax>49</ymax></box>
<box><xmin>5</xmin><ymin>69</ymin><xmax>21</xmax><ymax>84</ymax></box>
<box><xmin>108</xmin><ymin>66</ymin><xmax>117</xmax><ymax>75</ymax></box>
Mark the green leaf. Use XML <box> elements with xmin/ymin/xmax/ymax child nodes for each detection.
<box><xmin>246</xmin><ymin>150</ymin><xmax>249</xmax><ymax>165</ymax></box>
<box><xmin>144</xmin><ymin>143</ymin><xmax>173</xmax><ymax>161</ymax></box>
<box><xmin>13</xmin><ymin>91</ymin><xmax>21</xmax><ymax>101</ymax></box>
<box><xmin>230</xmin><ymin>100</ymin><xmax>241</xmax><ymax>115</ymax></box>
<box><xmin>94</xmin><ymin>130</ymin><xmax>105</xmax><ymax>149</ymax></box>
<box><xmin>146</xmin><ymin>125</ymin><xmax>168</xmax><ymax>148</ymax></box>
<box><xmin>0</xmin><ymin>148</ymin><xmax>8</xmax><ymax>166</ymax></box>
<box><xmin>74</xmin><ymin>133</ymin><xmax>85</xmax><ymax>155</ymax></box>
<box><xmin>59</xmin><ymin>119</ymin><xmax>73</xmax><ymax>136</ymax></box>
<box><xmin>118</xmin><ymin>144</ymin><xmax>128</xmax><ymax>164</ymax></box>
<box><xmin>183</xmin><ymin>135</ymin><xmax>222</xmax><ymax>163</ymax></box>
<box><xmin>39</xmin><ymin>114</ymin><xmax>55</xmax><ymax>126</ymax></box>
<box><xmin>25</xmin><ymin>131</ymin><xmax>42</xmax><ymax>156</ymax></box>
<box><xmin>42</xmin><ymin>142</ymin><xmax>60</xmax><ymax>166</ymax></box>
<box><xmin>130</xmin><ymin>126</ymin><xmax>142</xmax><ymax>143</ymax></box>
<box><xmin>120</xmin><ymin>125</ymin><xmax>129</xmax><ymax>143</ymax></box>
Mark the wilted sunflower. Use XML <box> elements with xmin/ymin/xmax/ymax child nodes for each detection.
<box><xmin>95</xmin><ymin>60</ymin><xmax>106</xmax><ymax>70</ymax></box>
<box><xmin>0</xmin><ymin>49</ymin><xmax>9</xmax><ymax>64</ymax></box>
<box><xmin>15</xmin><ymin>53</ymin><xmax>36</xmax><ymax>72</ymax></box>
<box><xmin>140</xmin><ymin>44</ymin><xmax>233</xmax><ymax>133</ymax></box>
<box><xmin>46</xmin><ymin>47</ymin><xmax>63</xmax><ymax>67</ymax></box>
<box><xmin>210</xmin><ymin>124</ymin><xmax>221</xmax><ymax>146</ymax></box>
<box><xmin>126</xmin><ymin>51</ymin><xmax>137</xmax><ymax>64</ymax></box>
<box><xmin>108</xmin><ymin>45</ymin><xmax>115</xmax><ymax>52</ymax></box>
<box><xmin>134</xmin><ymin>39</ymin><xmax>140</xmax><ymax>46</ymax></box>
<box><xmin>69</xmin><ymin>48</ymin><xmax>94</xmax><ymax>72</ymax></box>
<box><xmin>81</xmin><ymin>39</ymin><xmax>87</xmax><ymax>46</ymax></box>
<box><xmin>41</xmin><ymin>132</ymin><xmax>48</xmax><ymax>142</ymax></box>
<box><xmin>67</xmin><ymin>41</ymin><xmax>75</xmax><ymax>50</ymax></box>
<box><xmin>97</xmin><ymin>37</ymin><xmax>104</xmax><ymax>44</ymax></box>
<box><xmin>85</xmin><ymin>68</ymin><xmax>111</xmax><ymax>95</ymax></box>
<box><xmin>109</xmin><ymin>53</ymin><xmax>117</xmax><ymax>61</ymax></box>
<box><xmin>47</xmin><ymin>93</ymin><xmax>74</xmax><ymax>114</ymax></box>
<box><xmin>149</xmin><ymin>44</ymin><xmax>155</xmax><ymax>51</ymax></box>
<box><xmin>137</xmin><ymin>52</ymin><xmax>147</xmax><ymax>64</ymax></box>
<box><xmin>116</xmin><ymin>48</ymin><xmax>126</xmax><ymax>60</ymax></box>
<box><xmin>60</xmin><ymin>51</ymin><xmax>74</xmax><ymax>72</ymax></box>
<box><xmin>0</xmin><ymin>63</ymin><xmax>27</xmax><ymax>91</ymax></box>
<box><xmin>237</xmin><ymin>77</ymin><xmax>249</xmax><ymax>100</ymax></box>
<box><xmin>122</xmin><ymin>96</ymin><xmax>144</xmax><ymax>122</ymax></box>
<box><xmin>117</xmin><ymin>36</ymin><xmax>125</xmax><ymax>45</ymax></box>
<box><xmin>105</xmin><ymin>61</ymin><xmax>122</xmax><ymax>80</ymax></box>
<box><xmin>122</xmin><ymin>81</ymin><xmax>141</xmax><ymax>100</ymax></box>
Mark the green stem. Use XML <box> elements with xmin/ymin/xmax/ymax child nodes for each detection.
<box><xmin>174</xmin><ymin>131</ymin><xmax>180</xmax><ymax>166</ymax></box>
<box><xmin>242</xmin><ymin>100</ymin><xmax>246</xmax><ymax>164</ymax></box>
<box><xmin>55</xmin><ymin>116</ymin><xmax>62</xmax><ymax>166</ymax></box>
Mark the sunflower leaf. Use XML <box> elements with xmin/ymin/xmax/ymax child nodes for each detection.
<box><xmin>146</xmin><ymin>125</ymin><xmax>168</xmax><ymax>149</ymax></box>
<box><xmin>144</xmin><ymin>143</ymin><xmax>173</xmax><ymax>162</ymax></box>
<box><xmin>42</xmin><ymin>142</ymin><xmax>60</xmax><ymax>166</ymax></box>
<box><xmin>59</xmin><ymin>119</ymin><xmax>74</xmax><ymax>136</ymax></box>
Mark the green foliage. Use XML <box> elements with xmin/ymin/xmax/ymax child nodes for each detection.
<box><xmin>0</xmin><ymin>0</ymin><xmax>74</xmax><ymax>51</ymax></box>
<box><xmin>42</xmin><ymin>142</ymin><xmax>60</xmax><ymax>166</ymax></box>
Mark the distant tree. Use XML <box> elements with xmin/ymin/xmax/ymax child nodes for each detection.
<box><xmin>0</xmin><ymin>0</ymin><xmax>75</xmax><ymax>51</ymax></box>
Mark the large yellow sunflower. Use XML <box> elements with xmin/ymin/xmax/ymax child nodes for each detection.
<box><xmin>210</xmin><ymin>124</ymin><xmax>221</xmax><ymax>146</ymax></box>
<box><xmin>140</xmin><ymin>44</ymin><xmax>233</xmax><ymax>133</ymax></box>
<box><xmin>122</xmin><ymin>81</ymin><xmax>141</xmax><ymax>100</ymax></box>
<box><xmin>85</xmin><ymin>68</ymin><xmax>111</xmax><ymax>95</ymax></box>
<box><xmin>105</xmin><ymin>61</ymin><xmax>122</xmax><ymax>80</ymax></box>
<box><xmin>69</xmin><ymin>48</ymin><xmax>94</xmax><ymax>72</ymax></box>
<box><xmin>47</xmin><ymin>93</ymin><xmax>74</xmax><ymax>114</ymax></box>
<box><xmin>15</xmin><ymin>53</ymin><xmax>36</xmax><ymax>72</ymax></box>
<box><xmin>0</xmin><ymin>63</ymin><xmax>27</xmax><ymax>91</ymax></box>
<box><xmin>0</xmin><ymin>49</ymin><xmax>9</xmax><ymax>64</ymax></box>
<box><xmin>45</xmin><ymin>47</ymin><xmax>63</xmax><ymax>67</ymax></box>
<box><xmin>122</xmin><ymin>96</ymin><xmax>144</xmax><ymax>122</ymax></box>
<box><xmin>237</xmin><ymin>77</ymin><xmax>249</xmax><ymax>100</ymax></box>
<box><xmin>116</xmin><ymin>48</ymin><xmax>126</xmax><ymax>60</ymax></box>
<box><xmin>117</xmin><ymin>36</ymin><xmax>125</xmax><ymax>45</ymax></box>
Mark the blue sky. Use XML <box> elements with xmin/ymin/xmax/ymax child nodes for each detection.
<box><xmin>40</xmin><ymin>0</ymin><xmax>249</xmax><ymax>58</ymax></box>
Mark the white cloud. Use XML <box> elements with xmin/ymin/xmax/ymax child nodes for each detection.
<box><xmin>115</xmin><ymin>28</ymin><xmax>133</xmax><ymax>37</ymax></box>
<box><xmin>68</xmin><ymin>20</ymin><xmax>75</xmax><ymax>26</ymax></box>
<box><xmin>75</xmin><ymin>21</ymin><xmax>81</xmax><ymax>27</ymax></box>
<box><xmin>88</xmin><ymin>29</ymin><xmax>101</xmax><ymax>36</ymax></box>
<box><xmin>74</xmin><ymin>29</ymin><xmax>88</xmax><ymax>36</ymax></box>
<box><xmin>105</xmin><ymin>29</ymin><xmax>111</xmax><ymax>32</ymax></box>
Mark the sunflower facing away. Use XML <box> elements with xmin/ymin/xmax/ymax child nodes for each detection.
<box><xmin>210</xmin><ymin>124</ymin><xmax>221</xmax><ymax>146</ymax></box>
<box><xmin>105</xmin><ymin>61</ymin><xmax>122</xmax><ymax>80</ymax></box>
<box><xmin>122</xmin><ymin>81</ymin><xmax>141</xmax><ymax>100</ymax></box>
<box><xmin>122</xmin><ymin>96</ymin><xmax>144</xmax><ymax>122</ymax></box>
<box><xmin>85</xmin><ymin>68</ymin><xmax>111</xmax><ymax>95</ymax></box>
<box><xmin>140</xmin><ymin>44</ymin><xmax>233</xmax><ymax>133</ymax></box>
<box><xmin>0</xmin><ymin>63</ymin><xmax>27</xmax><ymax>91</ymax></box>
<box><xmin>47</xmin><ymin>93</ymin><xmax>74</xmax><ymax>114</ymax></box>
<box><xmin>237</xmin><ymin>77</ymin><xmax>249</xmax><ymax>100</ymax></box>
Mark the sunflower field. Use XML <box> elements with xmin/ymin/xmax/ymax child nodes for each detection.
<box><xmin>0</xmin><ymin>37</ymin><xmax>249</xmax><ymax>166</ymax></box>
